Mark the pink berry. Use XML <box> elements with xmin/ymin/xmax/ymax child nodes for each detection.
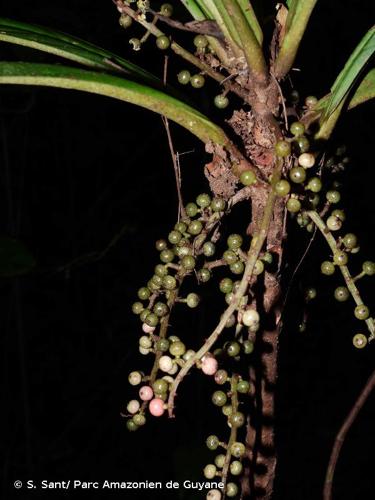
<box><xmin>139</xmin><ymin>385</ymin><xmax>153</xmax><ymax>401</ymax></box>
<box><xmin>201</xmin><ymin>354</ymin><xmax>218</xmax><ymax>375</ymax></box>
<box><xmin>149</xmin><ymin>398</ymin><xmax>165</xmax><ymax>417</ymax></box>
<box><xmin>142</xmin><ymin>323</ymin><xmax>155</xmax><ymax>333</ymax></box>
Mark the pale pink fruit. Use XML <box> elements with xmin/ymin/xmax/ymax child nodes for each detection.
<box><xmin>142</xmin><ymin>323</ymin><xmax>155</xmax><ymax>333</ymax></box>
<box><xmin>149</xmin><ymin>398</ymin><xmax>165</xmax><ymax>417</ymax></box>
<box><xmin>139</xmin><ymin>385</ymin><xmax>153</xmax><ymax>401</ymax></box>
<box><xmin>201</xmin><ymin>354</ymin><xmax>218</xmax><ymax>375</ymax></box>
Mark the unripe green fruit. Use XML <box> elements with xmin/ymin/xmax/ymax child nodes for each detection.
<box><xmin>242</xmin><ymin>309</ymin><xmax>260</xmax><ymax>327</ymax></box>
<box><xmin>354</xmin><ymin>304</ymin><xmax>369</xmax><ymax>320</ymax></box>
<box><xmin>140</xmin><ymin>309</ymin><xmax>151</xmax><ymax>322</ymax></box>
<box><xmin>306</xmin><ymin>177</ymin><xmax>322</xmax><ymax>192</ymax></box>
<box><xmin>196</xmin><ymin>193</ymin><xmax>211</xmax><ymax>208</ymax></box>
<box><xmin>169</xmin><ymin>340</ymin><xmax>186</xmax><ymax>357</ymax></box>
<box><xmin>160</xmin><ymin>3</ymin><xmax>173</xmax><ymax>17</ymax></box>
<box><xmin>230</xmin><ymin>442</ymin><xmax>246</xmax><ymax>458</ymax></box>
<box><xmin>321</xmin><ymin>261</ymin><xmax>335</xmax><ymax>275</ymax></box>
<box><xmin>177</xmin><ymin>70</ymin><xmax>191</xmax><ymax>85</ymax></box>
<box><xmin>352</xmin><ymin>333</ymin><xmax>367</xmax><ymax>349</ymax></box>
<box><xmin>362</xmin><ymin>261</ymin><xmax>375</xmax><ymax>276</ymax></box>
<box><xmin>307</xmin><ymin>193</ymin><xmax>320</xmax><ymax>208</ymax></box>
<box><xmin>326</xmin><ymin>215</ymin><xmax>342</xmax><ymax>231</ymax></box>
<box><xmin>229</xmin><ymin>411</ymin><xmax>245</xmax><ymax>427</ymax></box>
<box><xmin>275</xmin><ymin>140</ymin><xmax>291</xmax><ymax>157</ymax></box>
<box><xmin>190</xmin><ymin>74</ymin><xmax>205</xmax><ymax>88</ymax></box>
<box><xmin>214</xmin><ymin>369</ymin><xmax>228</xmax><ymax>385</ymax></box>
<box><xmin>156</xmin><ymin>338</ymin><xmax>170</xmax><ymax>352</ymax></box>
<box><xmin>334</xmin><ymin>286</ymin><xmax>349</xmax><ymax>302</ymax></box>
<box><xmin>163</xmin><ymin>275</ymin><xmax>177</xmax><ymax>290</ymax></box>
<box><xmin>168</xmin><ymin>230</ymin><xmax>182</xmax><ymax>244</ymax></box>
<box><xmin>240</xmin><ymin>169</ymin><xmax>256</xmax><ymax>186</ymax></box>
<box><xmin>222</xmin><ymin>405</ymin><xmax>232</xmax><ymax>416</ymax></box>
<box><xmin>187</xmin><ymin>292</ymin><xmax>200</xmax><ymax>308</ymax></box>
<box><xmin>145</xmin><ymin>312</ymin><xmax>159</xmax><ymax>327</ymax></box>
<box><xmin>294</xmin><ymin>136</ymin><xmax>310</xmax><ymax>153</ymax></box>
<box><xmin>203</xmin><ymin>464</ymin><xmax>217</xmax><ymax>481</ymax></box>
<box><xmin>153</xmin><ymin>378</ymin><xmax>168</xmax><ymax>394</ymax></box>
<box><xmin>181</xmin><ymin>255</ymin><xmax>196</xmax><ymax>270</ymax></box>
<box><xmin>128</xmin><ymin>371</ymin><xmax>142</xmax><ymax>386</ymax></box>
<box><xmin>243</xmin><ymin>340</ymin><xmax>254</xmax><ymax>354</ymax></box>
<box><xmin>326</xmin><ymin>190</ymin><xmax>341</xmax><ymax>204</ymax></box>
<box><xmin>132</xmin><ymin>302</ymin><xmax>144</xmax><ymax>315</ymax></box>
<box><xmin>342</xmin><ymin>233</ymin><xmax>357</xmax><ymax>250</ymax></box>
<box><xmin>194</xmin><ymin>34</ymin><xmax>208</xmax><ymax>48</ymax></box>
<box><xmin>203</xmin><ymin>241</ymin><xmax>216</xmax><ymax>257</ymax></box>
<box><xmin>226</xmin><ymin>341</ymin><xmax>241</xmax><ymax>357</ymax></box>
<box><xmin>275</xmin><ymin>179</ymin><xmax>291</xmax><ymax>196</ymax></box>
<box><xmin>127</xmin><ymin>399</ymin><xmax>140</xmax><ymax>414</ymax></box>
<box><xmin>226</xmin><ymin>483</ymin><xmax>239</xmax><ymax>498</ymax></box>
<box><xmin>298</xmin><ymin>153</ymin><xmax>315</xmax><ymax>168</ymax></box>
<box><xmin>212</xmin><ymin>390</ymin><xmax>227</xmax><ymax>406</ymax></box>
<box><xmin>155</xmin><ymin>239</ymin><xmax>168</xmax><ymax>251</ymax></box>
<box><xmin>305</xmin><ymin>95</ymin><xmax>318</xmax><ymax>107</ymax></box>
<box><xmin>219</xmin><ymin>277</ymin><xmax>233</xmax><ymax>294</ymax></box>
<box><xmin>154</xmin><ymin>264</ymin><xmax>168</xmax><ymax>277</ymax></box>
<box><xmin>237</xmin><ymin>380</ymin><xmax>250</xmax><ymax>393</ymax></box>
<box><xmin>139</xmin><ymin>335</ymin><xmax>152</xmax><ymax>349</ymax></box>
<box><xmin>227</xmin><ymin>234</ymin><xmax>243</xmax><ymax>250</ymax></box>
<box><xmin>254</xmin><ymin>259</ymin><xmax>265</xmax><ymax>275</ymax></box>
<box><xmin>185</xmin><ymin>202</ymin><xmax>198</xmax><ymax>217</ymax></box>
<box><xmin>230</xmin><ymin>461</ymin><xmax>243</xmax><ymax>476</ymax></box>
<box><xmin>214</xmin><ymin>454</ymin><xmax>226</xmax><ymax>468</ymax></box>
<box><xmin>305</xmin><ymin>287</ymin><xmax>317</xmax><ymax>301</ymax></box>
<box><xmin>151</xmin><ymin>274</ymin><xmax>163</xmax><ymax>287</ymax></box>
<box><xmin>153</xmin><ymin>301</ymin><xmax>169</xmax><ymax>317</ymax></box>
<box><xmin>156</xmin><ymin>35</ymin><xmax>170</xmax><ymax>50</ymax></box>
<box><xmin>334</xmin><ymin>251</ymin><xmax>348</xmax><ymax>266</ymax></box>
<box><xmin>188</xmin><ymin>220</ymin><xmax>203</xmax><ymax>235</ymax></box>
<box><xmin>160</xmin><ymin>249</ymin><xmax>174</xmax><ymax>263</ymax></box>
<box><xmin>223</xmin><ymin>250</ymin><xmax>238</xmax><ymax>265</ymax></box>
<box><xmin>289</xmin><ymin>166</ymin><xmax>307</xmax><ymax>184</ymax></box>
<box><xmin>175</xmin><ymin>221</ymin><xmax>187</xmax><ymax>233</ymax></box>
<box><xmin>214</xmin><ymin>94</ymin><xmax>229</xmax><ymax>109</ymax></box>
<box><xmin>132</xmin><ymin>413</ymin><xmax>146</xmax><ymax>426</ymax></box>
<box><xmin>332</xmin><ymin>209</ymin><xmax>346</xmax><ymax>221</ymax></box>
<box><xmin>119</xmin><ymin>14</ymin><xmax>133</xmax><ymax>28</ymax></box>
<box><xmin>198</xmin><ymin>268</ymin><xmax>211</xmax><ymax>282</ymax></box>
<box><xmin>211</xmin><ymin>197</ymin><xmax>226</xmax><ymax>212</ymax></box>
<box><xmin>206</xmin><ymin>435</ymin><xmax>219</xmax><ymax>450</ymax></box>
<box><xmin>287</xmin><ymin>198</ymin><xmax>301</xmax><ymax>213</ymax></box>
<box><xmin>230</xmin><ymin>261</ymin><xmax>245</xmax><ymax>275</ymax></box>
<box><xmin>290</xmin><ymin>121</ymin><xmax>305</xmax><ymax>136</ymax></box>
<box><xmin>138</xmin><ymin>287</ymin><xmax>151</xmax><ymax>301</ymax></box>
<box><xmin>126</xmin><ymin>420</ymin><xmax>139</xmax><ymax>432</ymax></box>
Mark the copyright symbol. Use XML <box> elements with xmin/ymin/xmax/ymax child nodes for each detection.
<box><xmin>14</xmin><ymin>480</ymin><xmax>22</xmax><ymax>489</ymax></box>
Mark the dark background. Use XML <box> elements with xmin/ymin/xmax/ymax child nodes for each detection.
<box><xmin>0</xmin><ymin>1</ymin><xmax>374</xmax><ymax>499</ymax></box>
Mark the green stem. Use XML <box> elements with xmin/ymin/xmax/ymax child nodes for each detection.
<box><xmin>274</xmin><ymin>0</ymin><xmax>318</xmax><ymax>79</ymax></box>
<box><xmin>306</xmin><ymin>210</ymin><xmax>375</xmax><ymax>341</ymax></box>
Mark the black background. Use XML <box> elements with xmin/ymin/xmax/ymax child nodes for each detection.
<box><xmin>0</xmin><ymin>1</ymin><xmax>374</xmax><ymax>499</ymax></box>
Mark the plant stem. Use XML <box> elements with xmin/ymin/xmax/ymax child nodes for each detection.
<box><xmin>167</xmin><ymin>161</ymin><xmax>282</xmax><ymax>417</ymax></box>
<box><xmin>306</xmin><ymin>210</ymin><xmax>375</xmax><ymax>340</ymax></box>
<box><xmin>323</xmin><ymin>368</ymin><xmax>375</xmax><ymax>500</ymax></box>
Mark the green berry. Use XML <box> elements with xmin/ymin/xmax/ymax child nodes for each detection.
<box><xmin>187</xmin><ymin>292</ymin><xmax>200</xmax><ymax>308</ymax></box>
<box><xmin>227</xmin><ymin>234</ymin><xmax>243</xmax><ymax>250</ymax></box>
<box><xmin>138</xmin><ymin>287</ymin><xmax>151</xmax><ymax>300</ymax></box>
<box><xmin>188</xmin><ymin>220</ymin><xmax>203</xmax><ymax>235</ymax></box>
<box><xmin>140</xmin><ymin>309</ymin><xmax>151</xmax><ymax>322</ymax></box>
<box><xmin>342</xmin><ymin>233</ymin><xmax>357</xmax><ymax>249</ymax></box>
<box><xmin>230</xmin><ymin>261</ymin><xmax>245</xmax><ymax>275</ymax></box>
<box><xmin>119</xmin><ymin>14</ymin><xmax>132</xmax><ymax>28</ymax></box>
<box><xmin>203</xmin><ymin>464</ymin><xmax>217</xmax><ymax>479</ymax></box>
<box><xmin>287</xmin><ymin>198</ymin><xmax>301</xmax><ymax>213</ymax></box>
<box><xmin>305</xmin><ymin>95</ymin><xmax>318</xmax><ymax>107</ymax></box>
<box><xmin>160</xmin><ymin>249</ymin><xmax>174</xmax><ymax>263</ymax></box>
<box><xmin>153</xmin><ymin>378</ymin><xmax>168</xmax><ymax>394</ymax></box>
<box><xmin>326</xmin><ymin>215</ymin><xmax>342</xmax><ymax>231</ymax></box>
<box><xmin>185</xmin><ymin>202</ymin><xmax>198</xmax><ymax>217</ymax></box>
<box><xmin>153</xmin><ymin>301</ymin><xmax>169</xmax><ymax>317</ymax></box>
<box><xmin>214</xmin><ymin>369</ymin><xmax>228</xmax><ymax>385</ymax></box>
<box><xmin>126</xmin><ymin>419</ymin><xmax>139</xmax><ymax>432</ymax></box>
<box><xmin>290</xmin><ymin>121</ymin><xmax>305</xmax><ymax>136</ymax></box>
<box><xmin>354</xmin><ymin>304</ymin><xmax>369</xmax><ymax>320</ymax></box>
<box><xmin>226</xmin><ymin>483</ymin><xmax>239</xmax><ymax>497</ymax></box>
<box><xmin>332</xmin><ymin>209</ymin><xmax>346</xmax><ymax>221</ymax></box>
<box><xmin>262</xmin><ymin>252</ymin><xmax>273</xmax><ymax>264</ymax></box>
<box><xmin>177</xmin><ymin>70</ymin><xmax>191</xmax><ymax>85</ymax></box>
<box><xmin>237</xmin><ymin>380</ymin><xmax>250</xmax><ymax>393</ymax></box>
<box><xmin>160</xmin><ymin>3</ymin><xmax>173</xmax><ymax>17</ymax></box>
<box><xmin>306</xmin><ymin>177</ymin><xmax>322</xmax><ymax>192</ymax></box>
<box><xmin>215</xmin><ymin>454</ymin><xmax>226</xmax><ymax>468</ymax></box>
<box><xmin>206</xmin><ymin>435</ymin><xmax>219</xmax><ymax>450</ymax></box>
<box><xmin>198</xmin><ymin>268</ymin><xmax>211</xmax><ymax>282</ymax></box>
<box><xmin>334</xmin><ymin>251</ymin><xmax>348</xmax><ymax>266</ymax></box>
<box><xmin>240</xmin><ymin>169</ymin><xmax>256</xmax><ymax>186</ymax></box>
<box><xmin>275</xmin><ymin>140</ymin><xmax>291</xmax><ymax>157</ymax></box>
<box><xmin>132</xmin><ymin>302</ymin><xmax>144</xmax><ymax>315</ymax></box>
<box><xmin>139</xmin><ymin>335</ymin><xmax>152</xmax><ymax>349</ymax></box>
<box><xmin>190</xmin><ymin>74</ymin><xmax>205</xmax><ymax>88</ymax></box>
<box><xmin>154</xmin><ymin>264</ymin><xmax>168</xmax><ymax>277</ymax></box>
<box><xmin>175</xmin><ymin>221</ymin><xmax>187</xmax><ymax>233</ymax></box>
<box><xmin>226</xmin><ymin>341</ymin><xmax>241</xmax><ymax>357</ymax></box>
<box><xmin>321</xmin><ymin>261</ymin><xmax>335</xmax><ymax>275</ymax></box>
<box><xmin>275</xmin><ymin>179</ymin><xmax>291</xmax><ymax>196</ymax></box>
<box><xmin>219</xmin><ymin>277</ymin><xmax>233</xmax><ymax>294</ymax></box>
<box><xmin>353</xmin><ymin>333</ymin><xmax>367</xmax><ymax>349</ymax></box>
<box><xmin>155</xmin><ymin>239</ymin><xmax>167</xmax><ymax>251</ymax></box>
<box><xmin>222</xmin><ymin>404</ymin><xmax>232</xmax><ymax>417</ymax></box>
<box><xmin>305</xmin><ymin>287</ymin><xmax>317</xmax><ymax>301</ymax></box>
<box><xmin>212</xmin><ymin>390</ymin><xmax>227</xmax><ymax>406</ymax></box>
<box><xmin>294</xmin><ymin>136</ymin><xmax>310</xmax><ymax>154</ymax></box>
<box><xmin>156</xmin><ymin>338</ymin><xmax>170</xmax><ymax>352</ymax></box>
<box><xmin>196</xmin><ymin>193</ymin><xmax>211</xmax><ymax>208</ymax></box>
<box><xmin>168</xmin><ymin>230</ymin><xmax>182</xmax><ymax>244</ymax></box>
<box><xmin>211</xmin><ymin>197</ymin><xmax>226</xmax><ymax>212</ymax></box>
<box><xmin>132</xmin><ymin>413</ymin><xmax>146</xmax><ymax>426</ymax></box>
<box><xmin>326</xmin><ymin>190</ymin><xmax>341</xmax><ymax>204</ymax></box>
<box><xmin>214</xmin><ymin>94</ymin><xmax>229</xmax><ymax>109</ymax></box>
<box><xmin>163</xmin><ymin>275</ymin><xmax>177</xmax><ymax>290</ymax></box>
<box><xmin>230</xmin><ymin>441</ymin><xmax>246</xmax><ymax>458</ymax></box>
<box><xmin>128</xmin><ymin>371</ymin><xmax>142</xmax><ymax>386</ymax></box>
<box><xmin>289</xmin><ymin>166</ymin><xmax>307</xmax><ymax>184</ymax></box>
<box><xmin>156</xmin><ymin>35</ymin><xmax>170</xmax><ymax>50</ymax></box>
<box><xmin>334</xmin><ymin>286</ymin><xmax>349</xmax><ymax>302</ymax></box>
<box><xmin>145</xmin><ymin>312</ymin><xmax>159</xmax><ymax>327</ymax></box>
<box><xmin>203</xmin><ymin>242</ymin><xmax>216</xmax><ymax>257</ymax></box>
<box><xmin>194</xmin><ymin>35</ymin><xmax>208</xmax><ymax>48</ymax></box>
<box><xmin>223</xmin><ymin>250</ymin><xmax>238</xmax><ymax>265</ymax></box>
<box><xmin>169</xmin><ymin>340</ymin><xmax>186</xmax><ymax>357</ymax></box>
<box><xmin>254</xmin><ymin>259</ymin><xmax>265</xmax><ymax>275</ymax></box>
<box><xmin>230</xmin><ymin>461</ymin><xmax>243</xmax><ymax>476</ymax></box>
<box><xmin>181</xmin><ymin>255</ymin><xmax>196</xmax><ymax>270</ymax></box>
<box><xmin>362</xmin><ymin>261</ymin><xmax>375</xmax><ymax>276</ymax></box>
<box><xmin>307</xmin><ymin>193</ymin><xmax>320</xmax><ymax>208</ymax></box>
<box><xmin>229</xmin><ymin>411</ymin><xmax>245</xmax><ymax>427</ymax></box>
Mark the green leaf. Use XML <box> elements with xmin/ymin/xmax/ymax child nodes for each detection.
<box><xmin>0</xmin><ymin>237</ymin><xmax>35</xmax><ymax>277</ymax></box>
<box><xmin>0</xmin><ymin>62</ymin><xmax>229</xmax><ymax>145</ymax></box>
<box><xmin>0</xmin><ymin>17</ymin><xmax>159</xmax><ymax>85</ymax></box>
<box><xmin>348</xmin><ymin>67</ymin><xmax>375</xmax><ymax>109</ymax></box>
<box><xmin>322</xmin><ymin>26</ymin><xmax>375</xmax><ymax>119</ymax></box>
<box><xmin>237</xmin><ymin>0</ymin><xmax>263</xmax><ymax>45</ymax></box>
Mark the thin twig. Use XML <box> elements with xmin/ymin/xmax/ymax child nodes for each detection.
<box><xmin>323</xmin><ymin>368</ymin><xmax>375</xmax><ymax>500</ymax></box>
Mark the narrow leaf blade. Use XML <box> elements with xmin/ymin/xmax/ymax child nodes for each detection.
<box><xmin>348</xmin><ymin>67</ymin><xmax>375</xmax><ymax>109</ymax></box>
